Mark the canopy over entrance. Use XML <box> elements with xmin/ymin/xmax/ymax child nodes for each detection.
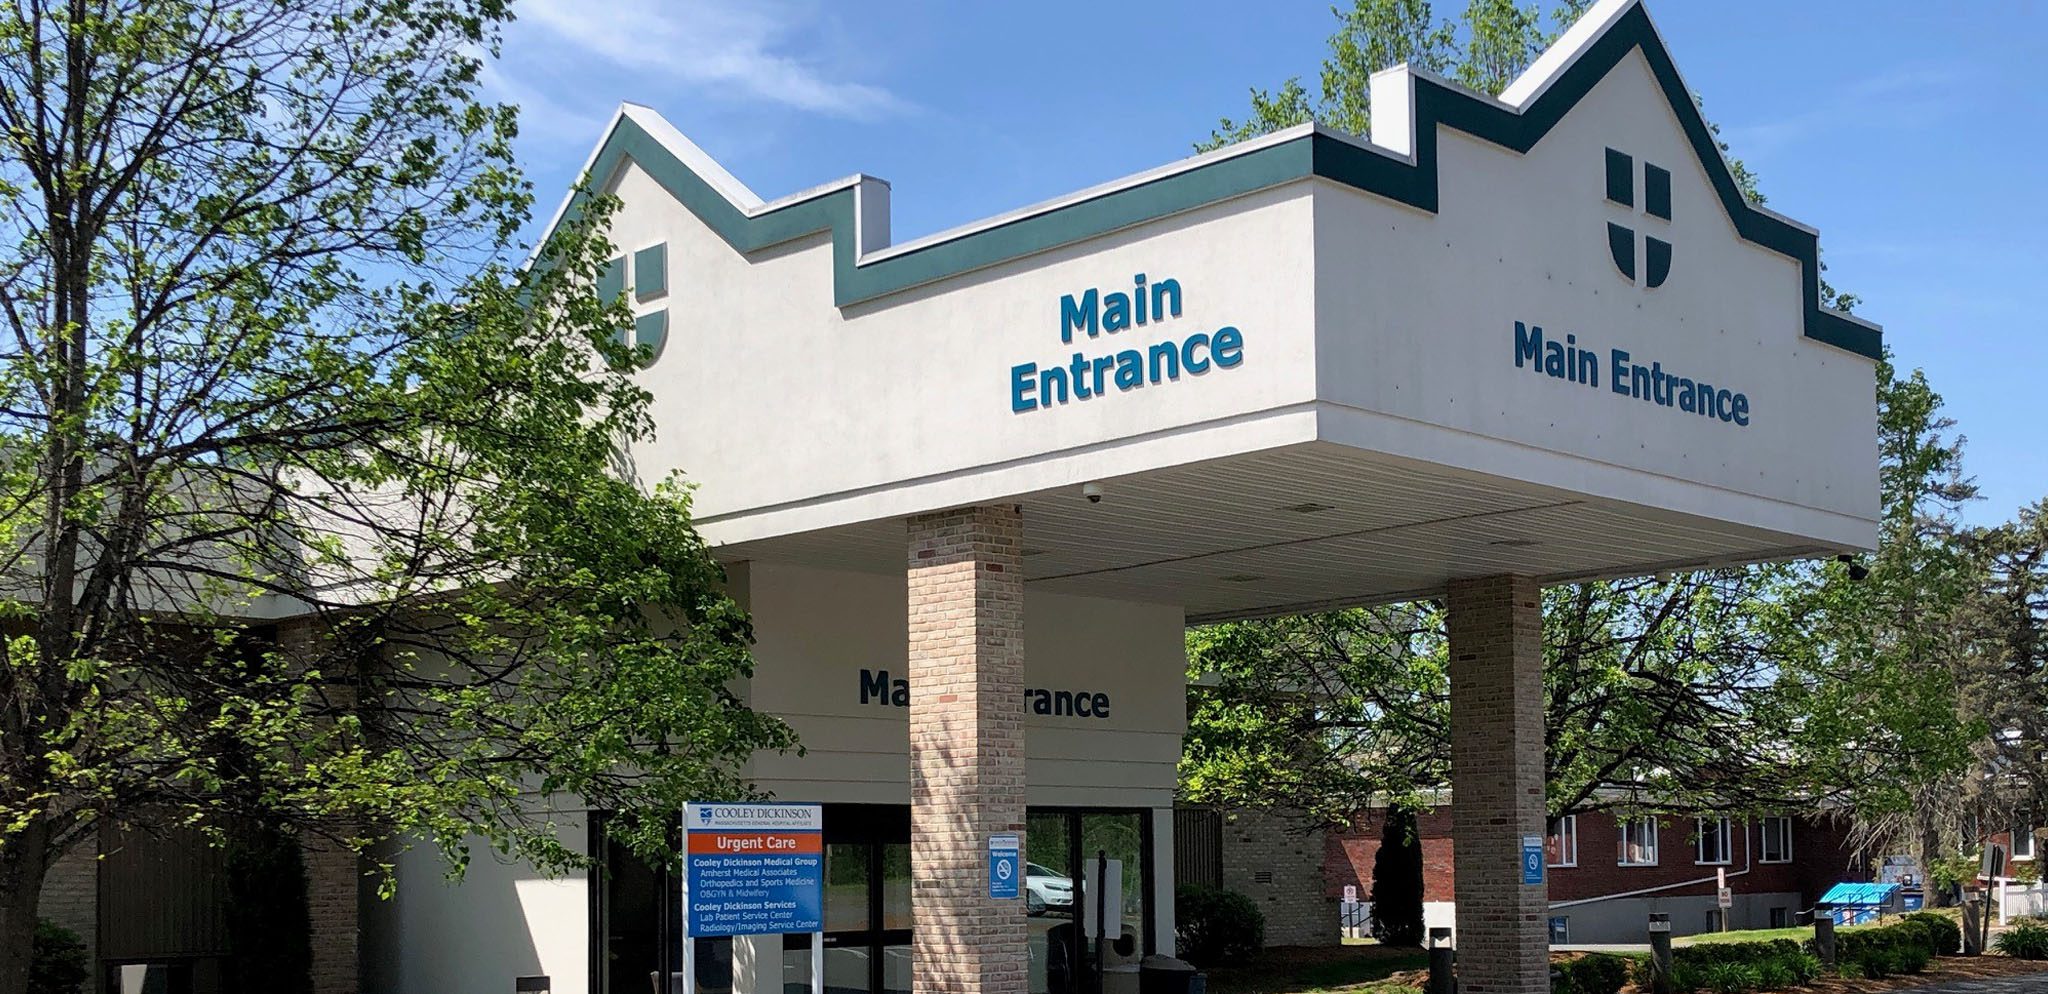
<box><xmin>545</xmin><ymin>2</ymin><xmax>1878</xmax><ymax>621</ymax></box>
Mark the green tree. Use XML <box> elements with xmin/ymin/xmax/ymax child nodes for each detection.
<box><xmin>0</xmin><ymin>0</ymin><xmax>794</xmax><ymax>984</ymax></box>
<box><xmin>1762</xmin><ymin>356</ymin><xmax>1983</xmax><ymax>892</ymax></box>
<box><xmin>1200</xmin><ymin>0</ymin><xmax>1591</xmax><ymax>151</ymax></box>
<box><xmin>1965</xmin><ymin>503</ymin><xmax>2048</xmax><ymax>818</ymax></box>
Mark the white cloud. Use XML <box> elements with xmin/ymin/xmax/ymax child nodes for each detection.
<box><xmin>512</xmin><ymin>0</ymin><xmax>907</xmax><ymax>120</ymax></box>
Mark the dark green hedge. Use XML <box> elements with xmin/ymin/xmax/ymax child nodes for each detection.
<box><xmin>1551</xmin><ymin>953</ymin><xmax>1635</xmax><ymax>994</ymax></box>
<box><xmin>1173</xmin><ymin>884</ymin><xmax>1265</xmax><ymax>967</ymax></box>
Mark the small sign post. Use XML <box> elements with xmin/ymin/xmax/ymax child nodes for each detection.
<box><xmin>682</xmin><ymin>803</ymin><xmax>826</xmax><ymax>994</ymax></box>
<box><xmin>1521</xmin><ymin>835</ymin><xmax>1545</xmax><ymax>886</ymax></box>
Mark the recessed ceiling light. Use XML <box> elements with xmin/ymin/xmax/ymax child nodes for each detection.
<box><xmin>1281</xmin><ymin>502</ymin><xmax>1336</xmax><ymax>514</ymax></box>
<box><xmin>1218</xmin><ymin>573</ymin><xmax>1265</xmax><ymax>583</ymax></box>
<box><xmin>1488</xmin><ymin>538</ymin><xmax>1540</xmax><ymax>548</ymax></box>
<box><xmin>1021</xmin><ymin>548</ymin><xmax>1049</xmax><ymax>557</ymax></box>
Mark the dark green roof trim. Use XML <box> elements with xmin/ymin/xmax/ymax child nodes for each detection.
<box><xmin>561</xmin><ymin>2</ymin><xmax>1877</xmax><ymax>359</ymax></box>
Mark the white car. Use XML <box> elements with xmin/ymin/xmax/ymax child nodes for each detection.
<box><xmin>1024</xmin><ymin>863</ymin><xmax>1074</xmax><ymax>916</ymax></box>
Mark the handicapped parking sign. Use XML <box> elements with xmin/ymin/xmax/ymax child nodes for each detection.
<box><xmin>1521</xmin><ymin>835</ymin><xmax>1545</xmax><ymax>886</ymax></box>
<box><xmin>989</xmin><ymin>833</ymin><xmax>1021</xmax><ymax>899</ymax></box>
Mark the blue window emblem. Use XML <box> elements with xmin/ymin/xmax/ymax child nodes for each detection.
<box><xmin>1603</xmin><ymin>148</ymin><xmax>1672</xmax><ymax>289</ymax></box>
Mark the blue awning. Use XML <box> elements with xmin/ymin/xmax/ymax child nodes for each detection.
<box><xmin>1820</xmin><ymin>882</ymin><xmax>1900</xmax><ymax>906</ymax></box>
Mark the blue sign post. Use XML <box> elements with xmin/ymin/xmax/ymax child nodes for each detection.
<box><xmin>683</xmin><ymin>803</ymin><xmax>826</xmax><ymax>994</ymax></box>
<box><xmin>989</xmin><ymin>832</ymin><xmax>1021</xmax><ymax>899</ymax></box>
<box><xmin>1521</xmin><ymin>835</ymin><xmax>1546</xmax><ymax>886</ymax></box>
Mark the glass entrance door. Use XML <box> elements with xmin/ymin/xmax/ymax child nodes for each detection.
<box><xmin>784</xmin><ymin>806</ymin><xmax>911</xmax><ymax>994</ymax></box>
<box><xmin>1026</xmin><ymin>810</ymin><xmax>1153</xmax><ymax>994</ymax></box>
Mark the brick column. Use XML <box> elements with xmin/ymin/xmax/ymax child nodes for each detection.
<box><xmin>279</xmin><ymin>620</ymin><xmax>361</xmax><ymax>994</ymax></box>
<box><xmin>907</xmin><ymin>505</ymin><xmax>1027</xmax><ymax>994</ymax></box>
<box><xmin>1445</xmin><ymin>575</ymin><xmax>1547</xmax><ymax>994</ymax></box>
<box><xmin>304</xmin><ymin>831</ymin><xmax>360</xmax><ymax>994</ymax></box>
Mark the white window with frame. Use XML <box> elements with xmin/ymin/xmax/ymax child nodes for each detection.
<box><xmin>1761</xmin><ymin>816</ymin><xmax>1794</xmax><ymax>864</ymax></box>
<box><xmin>1548</xmin><ymin>815</ymin><xmax>1578</xmax><ymax>867</ymax></box>
<box><xmin>1618</xmin><ymin>817</ymin><xmax>1659</xmax><ymax>866</ymax></box>
<box><xmin>2016</xmin><ymin>824</ymin><xmax>2037</xmax><ymax>861</ymax></box>
<box><xmin>1696</xmin><ymin>816</ymin><xmax>1732</xmax><ymax>865</ymax></box>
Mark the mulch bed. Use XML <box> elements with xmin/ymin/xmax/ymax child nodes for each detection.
<box><xmin>1211</xmin><ymin>947</ymin><xmax>2048</xmax><ymax>994</ymax></box>
<box><xmin>1788</xmin><ymin>956</ymin><xmax>2048</xmax><ymax>993</ymax></box>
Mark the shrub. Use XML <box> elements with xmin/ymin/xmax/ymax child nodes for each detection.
<box><xmin>1696</xmin><ymin>962</ymin><xmax>1760</xmax><ymax>994</ymax></box>
<box><xmin>29</xmin><ymin>920</ymin><xmax>90</xmax><ymax>994</ymax></box>
<box><xmin>1995</xmin><ymin>917</ymin><xmax>2048</xmax><ymax>960</ymax></box>
<box><xmin>1786</xmin><ymin>952</ymin><xmax>1823</xmax><ymax>984</ymax></box>
<box><xmin>1553</xmin><ymin>953</ymin><xmax>1631</xmax><ymax>994</ymax></box>
<box><xmin>1824</xmin><ymin>914</ymin><xmax>1955</xmax><ymax>968</ymax></box>
<box><xmin>1173</xmin><ymin>884</ymin><xmax>1265</xmax><ymax>967</ymax></box>
<box><xmin>1667</xmin><ymin>961</ymin><xmax>1702</xmax><ymax>994</ymax></box>
<box><xmin>1752</xmin><ymin>960</ymin><xmax>1793</xmax><ymax>991</ymax></box>
<box><xmin>1674</xmin><ymin>939</ymin><xmax>1800</xmax><ymax>969</ymax></box>
<box><xmin>1904</xmin><ymin>911</ymin><xmax>1962</xmax><ymax>956</ymax></box>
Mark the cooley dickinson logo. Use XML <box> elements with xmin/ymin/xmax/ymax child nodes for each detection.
<box><xmin>1603</xmin><ymin>147</ymin><xmax>1672</xmax><ymax>289</ymax></box>
<box><xmin>687</xmin><ymin>804</ymin><xmax>822</xmax><ymax>831</ymax></box>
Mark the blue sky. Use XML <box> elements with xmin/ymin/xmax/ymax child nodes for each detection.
<box><xmin>492</xmin><ymin>0</ymin><xmax>2045</xmax><ymax>526</ymax></box>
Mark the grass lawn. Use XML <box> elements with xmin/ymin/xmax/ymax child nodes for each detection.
<box><xmin>1676</xmin><ymin>925</ymin><xmax>1815</xmax><ymax>945</ymax></box>
<box><xmin>1678</xmin><ymin>908</ymin><xmax>1963</xmax><ymax>947</ymax></box>
<box><xmin>1204</xmin><ymin>945</ymin><xmax>1428</xmax><ymax>994</ymax></box>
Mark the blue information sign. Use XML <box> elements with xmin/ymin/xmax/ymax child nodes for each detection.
<box><xmin>1521</xmin><ymin>835</ymin><xmax>1545</xmax><ymax>886</ymax></box>
<box><xmin>684</xmin><ymin>803</ymin><xmax>825</xmax><ymax>938</ymax></box>
<box><xmin>989</xmin><ymin>832</ymin><xmax>1021</xmax><ymax>899</ymax></box>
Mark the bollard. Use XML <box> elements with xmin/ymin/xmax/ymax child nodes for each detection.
<box><xmin>1427</xmin><ymin>927</ymin><xmax>1455</xmax><ymax>994</ymax></box>
<box><xmin>1961</xmin><ymin>892</ymin><xmax>1983</xmax><ymax>956</ymax></box>
<box><xmin>1648</xmin><ymin>913</ymin><xmax>1673</xmax><ymax>994</ymax></box>
<box><xmin>1813</xmin><ymin>914</ymin><xmax>1836</xmax><ymax>967</ymax></box>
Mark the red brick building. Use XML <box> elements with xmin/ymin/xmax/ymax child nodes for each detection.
<box><xmin>1326</xmin><ymin>806</ymin><xmax>1865</xmax><ymax>944</ymax></box>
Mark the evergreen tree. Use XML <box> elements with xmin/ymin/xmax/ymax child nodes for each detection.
<box><xmin>1368</xmin><ymin>804</ymin><xmax>1425</xmax><ymax>947</ymax></box>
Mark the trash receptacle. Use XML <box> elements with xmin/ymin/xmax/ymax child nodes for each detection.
<box><xmin>1140</xmin><ymin>955</ymin><xmax>1204</xmax><ymax>994</ymax></box>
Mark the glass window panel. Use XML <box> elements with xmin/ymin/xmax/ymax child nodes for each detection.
<box><xmin>1547</xmin><ymin>816</ymin><xmax>1577</xmax><ymax>866</ymax></box>
<box><xmin>1761</xmin><ymin>817</ymin><xmax>1792</xmax><ymax>863</ymax></box>
<box><xmin>1027</xmin><ymin>813</ymin><xmax>1075</xmax><ymax>994</ymax></box>
<box><xmin>824</xmin><ymin>843</ymin><xmax>872</xmax><ymax>933</ymax></box>
<box><xmin>880</xmin><ymin>843</ymin><xmax>912</xmax><ymax>932</ymax></box>
<box><xmin>1619</xmin><ymin>817</ymin><xmax>1658</xmax><ymax>866</ymax></box>
<box><xmin>1078</xmin><ymin>812</ymin><xmax>1146</xmax><ymax>955</ymax></box>
<box><xmin>1695</xmin><ymin>818</ymin><xmax>1728</xmax><ymax>864</ymax></box>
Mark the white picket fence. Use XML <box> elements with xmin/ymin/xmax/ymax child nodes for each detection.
<box><xmin>1999</xmin><ymin>880</ymin><xmax>2048</xmax><ymax>924</ymax></box>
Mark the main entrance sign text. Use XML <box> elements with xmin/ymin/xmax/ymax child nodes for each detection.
<box><xmin>1513</xmin><ymin>320</ymin><xmax>1751</xmax><ymax>427</ymax></box>
<box><xmin>860</xmin><ymin>667</ymin><xmax>1112</xmax><ymax>719</ymax></box>
<box><xmin>684</xmin><ymin>803</ymin><xmax>824</xmax><ymax>938</ymax></box>
<box><xmin>1011</xmin><ymin>274</ymin><xmax>1245</xmax><ymax>413</ymax></box>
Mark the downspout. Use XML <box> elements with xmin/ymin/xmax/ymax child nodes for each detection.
<box><xmin>1549</xmin><ymin>820</ymin><xmax>1754</xmax><ymax>910</ymax></box>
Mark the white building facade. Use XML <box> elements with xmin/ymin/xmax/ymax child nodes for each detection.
<box><xmin>355</xmin><ymin>3</ymin><xmax>1882</xmax><ymax>993</ymax></box>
